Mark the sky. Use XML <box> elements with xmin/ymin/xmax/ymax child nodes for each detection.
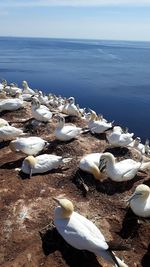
<box><xmin>0</xmin><ymin>0</ymin><xmax>150</xmax><ymax>41</ymax></box>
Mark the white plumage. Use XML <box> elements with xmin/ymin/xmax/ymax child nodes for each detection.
<box><xmin>22</xmin><ymin>80</ymin><xmax>36</xmax><ymax>95</ymax></box>
<box><xmin>62</xmin><ymin>97</ymin><xmax>81</xmax><ymax>117</ymax></box>
<box><xmin>0</xmin><ymin>118</ymin><xmax>9</xmax><ymax>127</ymax></box>
<box><xmin>106</xmin><ymin>126</ymin><xmax>134</xmax><ymax>147</ymax></box>
<box><xmin>99</xmin><ymin>152</ymin><xmax>142</xmax><ymax>182</ymax></box>
<box><xmin>88</xmin><ymin>112</ymin><xmax>112</xmax><ymax>134</ymax></box>
<box><xmin>0</xmin><ymin>125</ymin><xmax>25</xmax><ymax>141</ymax></box>
<box><xmin>79</xmin><ymin>153</ymin><xmax>103</xmax><ymax>180</ymax></box>
<box><xmin>0</xmin><ymin>98</ymin><xmax>24</xmax><ymax>112</ymax></box>
<box><xmin>54</xmin><ymin>198</ymin><xmax>128</xmax><ymax>267</ymax></box>
<box><xmin>9</xmin><ymin>136</ymin><xmax>48</xmax><ymax>155</ymax></box>
<box><xmin>55</xmin><ymin>115</ymin><xmax>85</xmax><ymax>141</ymax></box>
<box><xmin>128</xmin><ymin>184</ymin><xmax>150</xmax><ymax>218</ymax></box>
<box><xmin>21</xmin><ymin>154</ymin><xmax>72</xmax><ymax>177</ymax></box>
<box><xmin>31</xmin><ymin>97</ymin><xmax>52</xmax><ymax>122</ymax></box>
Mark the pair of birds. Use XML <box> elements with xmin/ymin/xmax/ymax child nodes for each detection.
<box><xmin>86</xmin><ymin>109</ymin><xmax>113</xmax><ymax>134</ymax></box>
<box><xmin>79</xmin><ymin>151</ymin><xmax>150</xmax><ymax>182</ymax></box>
<box><xmin>9</xmin><ymin>135</ymin><xmax>71</xmax><ymax>178</ymax></box>
<box><xmin>53</xmin><ymin>185</ymin><xmax>150</xmax><ymax>266</ymax></box>
<box><xmin>106</xmin><ymin>126</ymin><xmax>150</xmax><ymax>155</ymax></box>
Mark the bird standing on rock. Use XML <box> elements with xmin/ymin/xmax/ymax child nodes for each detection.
<box><xmin>53</xmin><ymin>197</ymin><xmax>128</xmax><ymax>267</ymax></box>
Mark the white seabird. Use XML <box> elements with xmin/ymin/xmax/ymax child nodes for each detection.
<box><xmin>128</xmin><ymin>184</ymin><xmax>150</xmax><ymax>218</ymax></box>
<box><xmin>79</xmin><ymin>153</ymin><xmax>103</xmax><ymax>180</ymax></box>
<box><xmin>106</xmin><ymin>126</ymin><xmax>134</xmax><ymax>147</ymax></box>
<box><xmin>54</xmin><ymin>115</ymin><xmax>87</xmax><ymax>141</ymax></box>
<box><xmin>22</xmin><ymin>80</ymin><xmax>36</xmax><ymax>95</ymax></box>
<box><xmin>31</xmin><ymin>97</ymin><xmax>52</xmax><ymax>122</ymax></box>
<box><xmin>0</xmin><ymin>125</ymin><xmax>25</xmax><ymax>141</ymax></box>
<box><xmin>62</xmin><ymin>97</ymin><xmax>81</xmax><ymax>117</ymax></box>
<box><xmin>128</xmin><ymin>137</ymin><xmax>149</xmax><ymax>155</ymax></box>
<box><xmin>9</xmin><ymin>136</ymin><xmax>49</xmax><ymax>156</ymax></box>
<box><xmin>99</xmin><ymin>152</ymin><xmax>149</xmax><ymax>182</ymax></box>
<box><xmin>53</xmin><ymin>198</ymin><xmax>128</xmax><ymax>267</ymax></box>
<box><xmin>0</xmin><ymin>98</ymin><xmax>24</xmax><ymax>112</ymax></box>
<box><xmin>21</xmin><ymin>154</ymin><xmax>72</xmax><ymax>177</ymax></box>
<box><xmin>87</xmin><ymin>111</ymin><xmax>113</xmax><ymax>134</ymax></box>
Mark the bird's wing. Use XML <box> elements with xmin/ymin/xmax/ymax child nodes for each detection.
<box><xmin>56</xmin><ymin>214</ymin><xmax>108</xmax><ymax>252</ymax></box>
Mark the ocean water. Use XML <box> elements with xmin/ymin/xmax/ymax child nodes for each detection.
<box><xmin>0</xmin><ymin>36</ymin><xmax>150</xmax><ymax>141</ymax></box>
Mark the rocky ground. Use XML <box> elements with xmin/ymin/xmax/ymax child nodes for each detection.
<box><xmin>0</xmin><ymin>104</ymin><xmax>150</xmax><ymax>267</ymax></box>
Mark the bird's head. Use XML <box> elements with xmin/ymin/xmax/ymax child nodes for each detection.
<box><xmin>128</xmin><ymin>184</ymin><xmax>150</xmax><ymax>203</ymax></box>
<box><xmin>53</xmin><ymin>197</ymin><xmax>74</xmax><ymax>218</ymax></box>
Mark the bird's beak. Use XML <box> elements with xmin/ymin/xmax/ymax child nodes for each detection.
<box><xmin>126</xmin><ymin>192</ymin><xmax>142</xmax><ymax>203</ymax></box>
<box><xmin>53</xmin><ymin>197</ymin><xmax>60</xmax><ymax>204</ymax></box>
<box><xmin>29</xmin><ymin>167</ymin><xmax>32</xmax><ymax>179</ymax></box>
<box><xmin>99</xmin><ymin>158</ymin><xmax>106</xmax><ymax>172</ymax></box>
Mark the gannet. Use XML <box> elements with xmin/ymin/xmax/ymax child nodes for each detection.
<box><xmin>31</xmin><ymin>97</ymin><xmax>52</xmax><ymax>122</ymax></box>
<box><xmin>8</xmin><ymin>83</ymin><xmax>22</xmax><ymax>96</ymax></box>
<box><xmin>22</xmin><ymin>80</ymin><xmax>36</xmax><ymax>95</ymax></box>
<box><xmin>128</xmin><ymin>184</ymin><xmax>150</xmax><ymax>218</ymax></box>
<box><xmin>106</xmin><ymin>126</ymin><xmax>134</xmax><ymax>147</ymax></box>
<box><xmin>9</xmin><ymin>136</ymin><xmax>49</xmax><ymax>155</ymax></box>
<box><xmin>54</xmin><ymin>115</ymin><xmax>87</xmax><ymax>141</ymax></box>
<box><xmin>0</xmin><ymin>98</ymin><xmax>24</xmax><ymax>112</ymax></box>
<box><xmin>21</xmin><ymin>154</ymin><xmax>72</xmax><ymax>177</ymax></box>
<box><xmin>0</xmin><ymin>125</ymin><xmax>25</xmax><ymax>141</ymax></box>
<box><xmin>99</xmin><ymin>152</ymin><xmax>147</xmax><ymax>182</ymax></box>
<box><xmin>53</xmin><ymin>198</ymin><xmax>128</xmax><ymax>267</ymax></box>
<box><xmin>62</xmin><ymin>97</ymin><xmax>81</xmax><ymax>117</ymax></box>
<box><xmin>88</xmin><ymin>111</ymin><xmax>113</xmax><ymax>134</ymax></box>
<box><xmin>128</xmin><ymin>137</ymin><xmax>148</xmax><ymax>155</ymax></box>
<box><xmin>38</xmin><ymin>91</ymin><xmax>49</xmax><ymax>105</ymax></box>
<box><xmin>79</xmin><ymin>153</ymin><xmax>103</xmax><ymax>180</ymax></box>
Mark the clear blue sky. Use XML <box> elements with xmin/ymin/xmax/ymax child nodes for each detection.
<box><xmin>0</xmin><ymin>0</ymin><xmax>150</xmax><ymax>41</ymax></box>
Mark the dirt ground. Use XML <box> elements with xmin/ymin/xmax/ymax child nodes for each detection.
<box><xmin>0</xmin><ymin>104</ymin><xmax>150</xmax><ymax>267</ymax></box>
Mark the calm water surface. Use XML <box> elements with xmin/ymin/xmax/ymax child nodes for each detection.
<box><xmin>0</xmin><ymin>37</ymin><xmax>150</xmax><ymax>140</ymax></box>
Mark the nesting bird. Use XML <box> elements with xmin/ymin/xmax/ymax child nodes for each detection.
<box><xmin>0</xmin><ymin>98</ymin><xmax>24</xmax><ymax>112</ymax></box>
<box><xmin>128</xmin><ymin>184</ymin><xmax>150</xmax><ymax>218</ymax></box>
<box><xmin>53</xmin><ymin>197</ymin><xmax>128</xmax><ymax>267</ymax></box>
<box><xmin>99</xmin><ymin>152</ymin><xmax>147</xmax><ymax>182</ymax></box>
<box><xmin>21</xmin><ymin>154</ymin><xmax>72</xmax><ymax>177</ymax></box>
<box><xmin>106</xmin><ymin>126</ymin><xmax>134</xmax><ymax>147</ymax></box>
<box><xmin>128</xmin><ymin>137</ymin><xmax>149</xmax><ymax>155</ymax></box>
<box><xmin>87</xmin><ymin>110</ymin><xmax>113</xmax><ymax>134</ymax></box>
<box><xmin>62</xmin><ymin>96</ymin><xmax>81</xmax><ymax>117</ymax></box>
<box><xmin>0</xmin><ymin>125</ymin><xmax>25</xmax><ymax>141</ymax></box>
<box><xmin>79</xmin><ymin>153</ymin><xmax>103</xmax><ymax>180</ymax></box>
<box><xmin>22</xmin><ymin>80</ymin><xmax>36</xmax><ymax>95</ymax></box>
<box><xmin>9</xmin><ymin>136</ymin><xmax>49</xmax><ymax>155</ymax></box>
<box><xmin>31</xmin><ymin>96</ymin><xmax>52</xmax><ymax>122</ymax></box>
<box><xmin>54</xmin><ymin>115</ymin><xmax>88</xmax><ymax>141</ymax></box>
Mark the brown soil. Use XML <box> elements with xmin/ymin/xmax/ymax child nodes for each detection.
<box><xmin>0</xmin><ymin>104</ymin><xmax>150</xmax><ymax>267</ymax></box>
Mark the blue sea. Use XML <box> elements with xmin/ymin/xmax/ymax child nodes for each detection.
<box><xmin>0</xmin><ymin>36</ymin><xmax>150</xmax><ymax>141</ymax></box>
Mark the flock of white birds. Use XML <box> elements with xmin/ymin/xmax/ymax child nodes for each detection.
<box><xmin>0</xmin><ymin>79</ymin><xmax>150</xmax><ymax>267</ymax></box>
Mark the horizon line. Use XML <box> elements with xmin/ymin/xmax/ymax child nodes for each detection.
<box><xmin>0</xmin><ymin>35</ymin><xmax>150</xmax><ymax>43</ymax></box>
